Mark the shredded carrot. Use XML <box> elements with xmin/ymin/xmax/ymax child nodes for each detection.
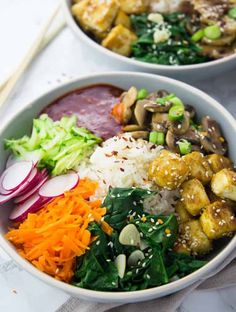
<box><xmin>6</xmin><ymin>179</ymin><xmax>106</xmax><ymax>283</ymax></box>
<box><xmin>101</xmin><ymin>221</ymin><xmax>113</xmax><ymax>236</ymax></box>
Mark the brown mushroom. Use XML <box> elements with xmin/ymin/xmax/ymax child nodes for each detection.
<box><xmin>121</xmin><ymin>86</ymin><xmax>138</xmax><ymax>108</ymax></box>
<box><xmin>185</xmin><ymin>105</ymin><xmax>196</xmax><ymax>119</ymax></box>
<box><xmin>168</xmin><ymin>112</ymin><xmax>190</xmax><ymax>135</ymax></box>
<box><xmin>152</xmin><ymin>113</ymin><xmax>169</xmax><ymax>133</ymax></box>
<box><xmin>134</xmin><ymin>100</ymin><xmax>148</xmax><ymax>127</ymax></box>
<box><xmin>130</xmin><ymin>131</ymin><xmax>149</xmax><ymax>140</ymax></box>
<box><xmin>200</xmin><ymin>116</ymin><xmax>227</xmax><ymax>155</ymax></box>
<box><xmin>123</xmin><ymin>124</ymin><xmax>144</xmax><ymax>132</ymax></box>
<box><xmin>166</xmin><ymin>128</ymin><xmax>202</xmax><ymax>153</ymax></box>
<box><xmin>166</xmin><ymin>130</ymin><xmax>179</xmax><ymax>153</ymax></box>
<box><xmin>143</xmin><ymin>100</ymin><xmax>172</xmax><ymax>113</ymax></box>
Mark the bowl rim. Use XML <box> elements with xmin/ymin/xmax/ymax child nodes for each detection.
<box><xmin>0</xmin><ymin>71</ymin><xmax>236</xmax><ymax>303</ymax></box>
<box><xmin>61</xmin><ymin>0</ymin><xmax>236</xmax><ymax>72</ymax></box>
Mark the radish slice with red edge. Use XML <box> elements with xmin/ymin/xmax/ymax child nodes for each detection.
<box><xmin>16</xmin><ymin>168</ymin><xmax>44</xmax><ymax>197</ymax></box>
<box><xmin>0</xmin><ymin>178</ymin><xmax>33</xmax><ymax>204</ymax></box>
<box><xmin>9</xmin><ymin>194</ymin><xmax>51</xmax><ymax>222</ymax></box>
<box><xmin>6</xmin><ymin>154</ymin><xmax>23</xmax><ymax>169</ymax></box>
<box><xmin>39</xmin><ymin>172</ymin><xmax>79</xmax><ymax>198</ymax></box>
<box><xmin>14</xmin><ymin>176</ymin><xmax>49</xmax><ymax>204</ymax></box>
<box><xmin>1</xmin><ymin>161</ymin><xmax>33</xmax><ymax>191</ymax></box>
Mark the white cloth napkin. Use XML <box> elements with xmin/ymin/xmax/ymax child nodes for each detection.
<box><xmin>56</xmin><ymin>251</ymin><xmax>236</xmax><ymax>312</ymax></box>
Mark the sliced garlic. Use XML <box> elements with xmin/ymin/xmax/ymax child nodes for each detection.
<box><xmin>127</xmin><ymin>250</ymin><xmax>145</xmax><ymax>267</ymax></box>
<box><xmin>114</xmin><ymin>254</ymin><xmax>126</xmax><ymax>278</ymax></box>
<box><xmin>153</xmin><ymin>29</ymin><xmax>171</xmax><ymax>44</ymax></box>
<box><xmin>148</xmin><ymin>13</ymin><xmax>164</xmax><ymax>24</ymax></box>
<box><xmin>119</xmin><ymin>224</ymin><xmax>141</xmax><ymax>246</ymax></box>
<box><xmin>140</xmin><ymin>239</ymin><xmax>149</xmax><ymax>251</ymax></box>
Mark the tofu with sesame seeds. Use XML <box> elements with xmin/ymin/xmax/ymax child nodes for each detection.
<box><xmin>183</xmin><ymin>152</ymin><xmax>213</xmax><ymax>185</ymax></box>
<box><xmin>175</xmin><ymin>201</ymin><xmax>193</xmax><ymax>224</ymax></box>
<box><xmin>102</xmin><ymin>24</ymin><xmax>137</xmax><ymax>56</ymax></box>
<box><xmin>119</xmin><ymin>0</ymin><xmax>148</xmax><ymax>14</ymax></box>
<box><xmin>181</xmin><ymin>179</ymin><xmax>210</xmax><ymax>216</ymax></box>
<box><xmin>173</xmin><ymin>239</ymin><xmax>191</xmax><ymax>255</ymax></box>
<box><xmin>207</xmin><ymin>154</ymin><xmax>233</xmax><ymax>174</ymax></box>
<box><xmin>211</xmin><ymin>169</ymin><xmax>236</xmax><ymax>201</ymax></box>
<box><xmin>200</xmin><ymin>201</ymin><xmax>236</xmax><ymax>240</ymax></box>
<box><xmin>114</xmin><ymin>10</ymin><xmax>131</xmax><ymax>29</ymax></box>
<box><xmin>72</xmin><ymin>0</ymin><xmax>120</xmax><ymax>37</ymax></box>
<box><xmin>148</xmin><ymin>150</ymin><xmax>189</xmax><ymax>190</ymax></box>
<box><xmin>181</xmin><ymin>220</ymin><xmax>212</xmax><ymax>255</ymax></box>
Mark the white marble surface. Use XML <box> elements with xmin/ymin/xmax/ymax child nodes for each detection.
<box><xmin>0</xmin><ymin>0</ymin><xmax>236</xmax><ymax>311</ymax></box>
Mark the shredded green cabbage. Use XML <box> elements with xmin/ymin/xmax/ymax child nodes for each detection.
<box><xmin>5</xmin><ymin>114</ymin><xmax>102</xmax><ymax>175</ymax></box>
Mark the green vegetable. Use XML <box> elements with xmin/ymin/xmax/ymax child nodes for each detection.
<box><xmin>5</xmin><ymin>114</ymin><xmax>101</xmax><ymax>175</ymax></box>
<box><xmin>156</xmin><ymin>93</ymin><xmax>175</xmax><ymax>105</ymax></box>
<box><xmin>130</xmin><ymin>13</ymin><xmax>210</xmax><ymax>66</ymax></box>
<box><xmin>73</xmin><ymin>188</ymin><xmax>207</xmax><ymax>291</ymax></box>
<box><xmin>204</xmin><ymin>25</ymin><xmax>221</xmax><ymax>40</ymax></box>
<box><xmin>177</xmin><ymin>139</ymin><xmax>192</xmax><ymax>155</ymax></box>
<box><xmin>149</xmin><ymin>131</ymin><xmax>165</xmax><ymax>145</ymax></box>
<box><xmin>191</xmin><ymin>29</ymin><xmax>204</xmax><ymax>42</ymax></box>
<box><xmin>228</xmin><ymin>7</ymin><xmax>236</xmax><ymax>19</ymax></box>
<box><xmin>137</xmin><ymin>88</ymin><xmax>148</xmax><ymax>100</ymax></box>
<box><xmin>168</xmin><ymin>105</ymin><xmax>185</xmax><ymax>121</ymax></box>
<box><xmin>169</xmin><ymin>96</ymin><xmax>184</xmax><ymax>108</ymax></box>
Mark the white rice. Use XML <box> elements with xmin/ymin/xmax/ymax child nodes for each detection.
<box><xmin>78</xmin><ymin>134</ymin><xmax>162</xmax><ymax>199</ymax></box>
<box><xmin>78</xmin><ymin>133</ymin><xmax>179</xmax><ymax>215</ymax></box>
<box><xmin>149</xmin><ymin>0</ymin><xmax>184</xmax><ymax>13</ymax></box>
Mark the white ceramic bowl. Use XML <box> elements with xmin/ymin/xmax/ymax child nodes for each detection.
<box><xmin>62</xmin><ymin>0</ymin><xmax>236</xmax><ymax>81</ymax></box>
<box><xmin>0</xmin><ymin>72</ymin><xmax>235</xmax><ymax>303</ymax></box>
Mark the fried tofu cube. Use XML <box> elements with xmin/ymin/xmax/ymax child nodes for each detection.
<box><xmin>114</xmin><ymin>10</ymin><xmax>131</xmax><ymax>29</ymax></box>
<box><xmin>72</xmin><ymin>0</ymin><xmax>119</xmax><ymax>35</ymax></box>
<box><xmin>181</xmin><ymin>179</ymin><xmax>210</xmax><ymax>216</ymax></box>
<box><xmin>207</xmin><ymin>154</ymin><xmax>233</xmax><ymax>173</ymax></box>
<box><xmin>149</xmin><ymin>150</ymin><xmax>189</xmax><ymax>190</ymax></box>
<box><xmin>183</xmin><ymin>152</ymin><xmax>213</xmax><ymax>185</ymax></box>
<box><xmin>173</xmin><ymin>239</ymin><xmax>191</xmax><ymax>255</ymax></box>
<box><xmin>181</xmin><ymin>220</ymin><xmax>212</xmax><ymax>255</ymax></box>
<box><xmin>119</xmin><ymin>0</ymin><xmax>148</xmax><ymax>14</ymax></box>
<box><xmin>211</xmin><ymin>169</ymin><xmax>236</xmax><ymax>201</ymax></box>
<box><xmin>175</xmin><ymin>201</ymin><xmax>192</xmax><ymax>224</ymax></box>
<box><xmin>102</xmin><ymin>25</ymin><xmax>137</xmax><ymax>56</ymax></box>
<box><xmin>200</xmin><ymin>201</ymin><xmax>236</xmax><ymax>239</ymax></box>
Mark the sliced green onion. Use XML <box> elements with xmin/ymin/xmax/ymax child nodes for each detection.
<box><xmin>177</xmin><ymin>139</ymin><xmax>192</xmax><ymax>155</ymax></box>
<box><xmin>228</xmin><ymin>7</ymin><xmax>236</xmax><ymax>19</ymax></box>
<box><xmin>137</xmin><ymin>88</ymin><xmax>148</xmax><ymax>100</ymax></box>
<box><xmin>156</xmin><ymin>93</ymin><xmax>175</xmax><ymax>105</ymax></box>
<box><xmin>169</xmin><ymin>96</ymin><xmax>184</xmax><ymax>108</ymax></box>
<box><xmin>204</xmin><ymin>25</ymin><xmax>221</xmax><ymax>40</ymax></box>
<box><xmin>191</xmin><ymin>29</ymin><xmax>204</xmax><ymax>42</ymax></box>
<box><xmin>149</xmin><ymin>131</ymin><xmax>165</xmax><ymax>145</ymax></box>
<box><xmin>168</xmin><ymin>105</ymin><xmax>184</xmax><ymax>121</ymax></box>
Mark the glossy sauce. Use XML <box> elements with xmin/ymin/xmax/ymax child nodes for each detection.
<box><xmin>43</xmin><ymin>84</ymin><xmax>123</xmax><ymax>139</ymax></box>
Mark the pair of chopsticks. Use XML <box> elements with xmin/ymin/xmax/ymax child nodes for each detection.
<box><xmin>0</xmin><ymin>5</ymin><xmax>66</xmax><ymax>109</ymax></box>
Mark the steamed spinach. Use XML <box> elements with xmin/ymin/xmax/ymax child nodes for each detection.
<box><xmin>131</xmin><ymin>13</ymin><xmax>211</xmax><ymax>65</ymax></box>
<box><xmin>73</xmin><ymin>188</ymin><xmax>207</xmax><ymax>291</ymax></box>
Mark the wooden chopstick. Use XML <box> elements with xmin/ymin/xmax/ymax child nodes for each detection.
<box><xmin>0</xmin><ymin>16</ymin><xmax>65</xmax><ymax>94</ymax></box>
<box><xmin>0</xmin><ymin>5</ymin><xmax>62</xmax><ymax>108</ymax></box>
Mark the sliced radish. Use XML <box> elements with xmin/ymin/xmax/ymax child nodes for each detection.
<box><xmin>0</xmin><ymin>178</ymin><xmax>32</xmax><ymax>204</ymax></box>
<box><xmin>14</xmin><ymin>176</ymin><xmax>49</xmax><ymax>204</ymax></box>
<box><xmin>39</xmin><ymin>172</ymin><xmax>79</xmax><ymax>198</ymax></box>
<box><xmin>9</xmin><ymin>194</ymin><xmax>50</xmax><ymax>222</ymax></box>
<box><xmin>1</xmin><ymin>161</ymin><xmax>33</xmax><ymax>191</ymax></box>
<box><xmin>16</xmin><ymin>168</ymin><xmax>42</xmax><ymax>197</ymax></box>
<box><xmin>6</xmin><ymin>154</ymin><xmax>22</xmax><ymax>168</ymax></box>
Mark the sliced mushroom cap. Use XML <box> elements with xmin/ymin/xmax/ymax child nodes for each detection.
<box><xmin>130</xmin><ymin>131</ymin><xmax>149</xmax><ymax>140</ymax></box>
<box><xmin>134</xmin><ymin>100</ymin><xmax>148</xmax><ymax>127</ymax></box>
<box><xmin>143</xmin><ymin>100</ymin><xmax>172</xmax><ymax>113</ymax></box>
<box><xmin>152</xmin><ymin>113</ymin><xmax>169</xmax><ymax>132</ymax></box>
<box><xmin>181</xmin><ymin>128</ymin><xmax>201</xmax><ymax>145</ymax></box>
<box><xmin>168</xmin><ymin>112</ymin><xmax>190</xmax><ymax>135</ymax></box>
<box><xmin>123</xmin><ymin>124</ymin><xmax>144</xmax><ymax>132</ymax></box>
<box><xmin>156</xmin><ymin>89</ymin><xmax>169</xmax><ymax>98</ymax></box>
<box><xmin>166</xmin><ymin>130</ymin><xmax>179</xmax><ymax>153</ymax></box>
<box><xmin>121</xmin><ymin>86</ymin><xmax>138</xmax><ymax>108</ymax></box>
<box><xmin>185</xmin><ymin>104</ymin><xmax>196</xmax><ymax>119</ymax></box>
<box><xmin>200</xmin><ymin>116</ymin><xmax>227</xmax><ymax>155</ymax></box>
<box><xmin>122</xmin><ymin>105</ymin><xmax>133</xmax><ymax>125</ymax></box>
